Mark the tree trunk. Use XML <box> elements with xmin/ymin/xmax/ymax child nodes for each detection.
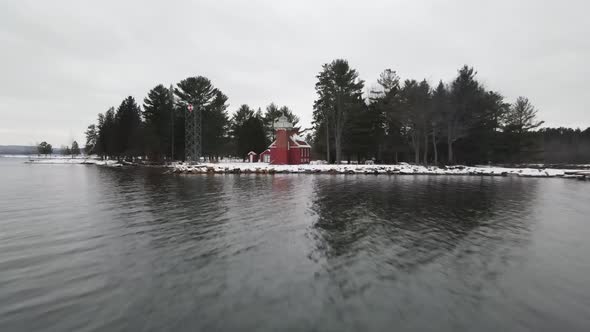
<box><xmin>448</xmin><ymin>140</ymin><xmax>453</xmax><ymax>165</ymax></box>
<box><xmin>432</xmin><ymin>130</ymin><xmax>438</xmax><ymax>165</ymax></box>
<box><xmin>335</xmin><ymin>132</ymin><xmax>342</xmax><ymax>164</ymax></box>
<box><xmin>334</xmin><ymin>93</ymin><xmax>344</xmax><ymax>165</ymax></box>
<box><xmin>325</xmin><ymin>119</ymin><xmax>330</xmax><ymax>163</ymax></box>
<box><xmin>447</xmin><ymin>122</ymin><xmax>453</xmax><ymax>164</ymax></box>
<box><xmin>412</xmin><ymin>132</ymin><xmax>420</xmax><ymax>164</ymax></box>
<box><xmin>423</xmin><ymin>131</ymin><xmax>429</xmax><ymax>166</ymax></box>
<box><xmin>170</xmin><ymin>85</ymin><xmax>175</xmax><ymax>162</ymax></box>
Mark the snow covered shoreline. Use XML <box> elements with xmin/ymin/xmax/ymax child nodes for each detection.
<box><xmin>21</xmin><ymin>157</ymin><xmax>122</xmax><ymax>167</ymax></box>
<box><xmin>169</xmin><ymin>162</ymin><xmax>588</xmax><ymax>178</ymax></box>
<box><xmin>15</xmin><ymin>157</ymin><xmax>589</xmax><ymax>179</ymax></box>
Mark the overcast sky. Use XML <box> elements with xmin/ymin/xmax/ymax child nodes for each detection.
<box><xmin>1</xmin><ymin>0</ymin><xmax>588</xmax><ymax>146</ymax></box>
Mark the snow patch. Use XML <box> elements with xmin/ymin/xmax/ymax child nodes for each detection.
<box><xmin>170</xmin><ymin>162</ymin><xmax>579</xmax><ymax>178</ymax></box>
<box><xmin>24</xmin><ymin>158</ymin><xmax>121</xmax><ymax>166</ymax></box>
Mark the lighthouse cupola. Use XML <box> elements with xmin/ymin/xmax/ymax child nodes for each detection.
<box><xmin>274</xmin><ymin>115</ymin><xmax>293</xmax><ymax>130</ymax></box>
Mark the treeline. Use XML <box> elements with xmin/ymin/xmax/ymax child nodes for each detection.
<box><xmin>60</xmin><ymin>141</ymin><xmax>80</xmax><ymax>156</ymax></box>
<box><xmin>33</xmin><ymin>141</ymin><xmax>80</xmax><ymax>156</ymax></box>
<box><xmin>533</xmin><ymin>128</ymin><xmax>590</xmax><ymax>164</ymax></box>
<box><xmin>311</xmin><ymin>59</ymin><xmax>590</xmax><ymax>165</ymax></box>
<box><xmin>84</xmin><ymin>61</ymin><xmax>589</xmax><ymax>165</ymax></box>
<box><xmin>85</xmin><ymin>77</ymin><xmax>299</xmax><ymax>161</ymax></box>
<box><xmin>37</xmin><ymin>141</ymin><xmax>53</xmax><ymax>156</ymax></box>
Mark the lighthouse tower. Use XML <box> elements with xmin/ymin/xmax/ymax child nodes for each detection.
<box><xmin>272</xmin><ymin>116</ymin><xmax>292</xmax><ymax>165</ymax></box>
<box><xmin>258</xmin><ymin>115</ymin><xmax>310</xmax><ymax>165</ymax></box>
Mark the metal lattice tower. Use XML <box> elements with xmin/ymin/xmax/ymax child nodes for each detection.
<box><xmin>185</xmin><ymin>104</ymin><xmax>201</xmax><ymax>163</ymax></box>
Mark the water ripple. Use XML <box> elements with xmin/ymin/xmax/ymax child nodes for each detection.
<box><xmin>1</xmin><ymin>160</ymin><xmax>590</xmax><ymax>331</ymax></box>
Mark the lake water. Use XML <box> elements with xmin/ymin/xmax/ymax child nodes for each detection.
<box><xmin>1</xmin><ymin>158</ymin><xmax>590</xmax><ymax>331</ymax></box>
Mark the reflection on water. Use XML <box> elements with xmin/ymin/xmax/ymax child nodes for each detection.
<box><xmin>1</xmin><ymin>159</ymin><xmax>590</xmax><ymax>331</ymax></box>
<box><xmin>311</xmin><ymin>176</ymin><xmax>536</xmax><ymax>267</ymax></box>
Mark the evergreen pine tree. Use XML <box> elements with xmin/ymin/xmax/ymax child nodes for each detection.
<box><xmin>62</xmin><ymin>146</ymin><xmax>71</xmax><ymax>156</ymax></box>
<box><xmin>174</xmin><ymin>76</ymin><xmax>229</xmax><ymax>160</ymax></box>
<box><xmin>114</xmin><ymin>96</ymin><xmax>142</xmax><ymax>159</ymax></box>
<box><xmin>313</xmin><ymin>59</ymin><xmax>365</xmax><ymax>164</ymax></box>
<box><xmin>231</xmin><ymin>105</ymin><xmax>268</xmax><ymax>159</ymax></box>
<box><xmin>143</xmin><ymin>85</ymin><xmax>173</xmax><ymax>161</ymax></box>
<box><xmin>503</xmin><ymin>97</ymin><xmax>544</xmax><ymax>162</ymax></box>
<box><xmin>71</xmin><ymin>141</ymin><xmax>80</xmax><ymax>156</ymax></box>
<box><xmin>84</xmin><ymin>124</ymin><xmax>97</xmax><ymax>155</ymax></box>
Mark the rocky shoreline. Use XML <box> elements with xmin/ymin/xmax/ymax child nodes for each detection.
<box><xmin>168</xmin><ymin>163</ymin><xmax>589</xmax><ymax>179</ymax></box>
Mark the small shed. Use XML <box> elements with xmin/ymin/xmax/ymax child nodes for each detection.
<box><xmin>247</xmin><ymin>151</ymin><xmax>258</xmax><ymax>163</ymax></box>
<box><xmin>259</xmin><ymin>149</ymin><xmax>271</xmax><ymax>163</ymax></box>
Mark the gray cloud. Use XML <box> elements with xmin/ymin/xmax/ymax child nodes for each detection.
<box><xmin>1</xmin><ymin>0</ymin><xmax>588</xmax><ymax>145</ymax></box>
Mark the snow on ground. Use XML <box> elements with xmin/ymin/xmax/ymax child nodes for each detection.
<box><xmin>20</xmin><ymin>157</ymin><xmax>587</xmax><ymax>178</ymax></box>
<box><xmin>0</xmin><ymin>154</ymin><xmax>33</xmax><ymax>158</ymax></box>
<box><xmin>23</xmin><ymin>157</ymin><xmax>121</xmax><ymax>166</ymax></box>
<box><xmin>5</xmin><ymin>155</ymin><xmax>90</xmax><ymax>159</ymax></box>
<box><xmin>170</xmin><ymin>162</ymin><xmax>581</xmax><ymax>178</ymax></box>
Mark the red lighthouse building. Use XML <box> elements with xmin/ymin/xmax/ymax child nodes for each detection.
<box><xmin>259</xmin><ymin>116</ymin><xmax>311</xmax><ymax>165</ymax></box>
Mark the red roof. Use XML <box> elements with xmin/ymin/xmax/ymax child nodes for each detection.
<box><xmin>268</xmin><ymin>133</ymin><xmax>311</xmax><ymax>149</ymax></box>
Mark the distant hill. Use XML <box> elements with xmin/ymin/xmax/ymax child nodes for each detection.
<box><xmin>0</xmin><ymin>145</ymin><xmax>37</xmax><ymax>155</ymax></box>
